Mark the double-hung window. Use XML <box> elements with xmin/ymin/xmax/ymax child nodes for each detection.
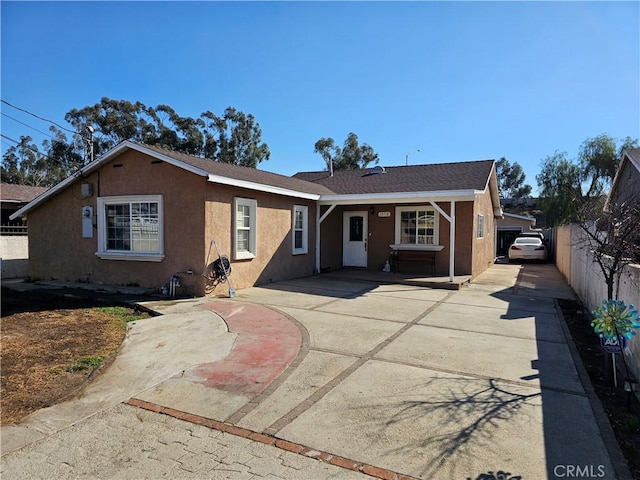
<box><xmin>292</xmin><ymin>205</ymin><xmax>308</xmax><ymax>255</ymax></box>
<box><xmin>96</xmin><ymin>195</ymin><xmax>164</xmax><ymax>261</ymax></box>
<box><xmin>234</xmin><ymin>197</ymin><xmax>257</xmax><ymax>260</ymax></box>
<box><xmin>396</xmin><ymin>207</ymin><xmax>438</xmax><ymax>246</ymax></box>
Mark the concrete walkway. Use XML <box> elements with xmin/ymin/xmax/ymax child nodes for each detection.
<box><xmin>1</xmin><ymin>263</ymin><xmax>629</xmax><ymax>479</ymax></box>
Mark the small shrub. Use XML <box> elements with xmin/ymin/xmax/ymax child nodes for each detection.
<box><xmin>66</xmin><ymin>356</ymin><xmax>104</xmax><ymax>373</ymax></box>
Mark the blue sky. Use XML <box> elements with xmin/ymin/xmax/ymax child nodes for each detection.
<box><xmin>2</xmin><ymin>1</ymin><xmax>639</xmax><ymax>194</ymax></box>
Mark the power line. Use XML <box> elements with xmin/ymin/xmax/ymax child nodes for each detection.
<box><xmin>1</xmin><ymin>112</ymin><xmax>53</xmax><ymax>138</ymax></box>
<box><xmin>1</xmin><ymin>134</ymin><xmax>62</xmax><ymax>163</ymax></box>
<box><xmin>1</xmin><ymin>99</ymin><xmax>78</xmax><ymax>136</ymax></box>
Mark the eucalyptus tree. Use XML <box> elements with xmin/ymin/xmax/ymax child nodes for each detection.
<box><xmin>536</xmin><ymin>135</ymin><xmax>638</xmax><ymax>227</ymax></box>
<box><xmin>64</xmin><ymin>97</ymin><xmax>270</xmax><ymax>167</ymax></box>
<box><xmin>495</xmin><ymin>157</ymin><xmax>532</xmax><ymax>198</ymax></box>
<box><xmin>1</xmin><ymin>136</ymin><xmax>49</xmax><ymax>186</ymax></box>
<box><xmin>314</xmin><ymin>132</ymin><xmax>379</xmax><ymax>171</ymax></box>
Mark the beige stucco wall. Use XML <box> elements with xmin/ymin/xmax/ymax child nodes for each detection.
<box><xmin>0</xmin><ymin>236</ymin><xmax>29</xmax><ymax>278</ymax></box>
<box><xmin>496</xmin><ymin>215</ymin><xmax>534</xmax><ymax>232</ymax></box>
<box><xmin>204</xmin><ymin>184</ymin><xmax>317</xmax><ymax>293</ymax></box>
<box><xmin>27</xmin><ymin>150</ymin><xmax>207</xmax><ymax>295</ymax></box>
<box><xmin>472</xmin><ymin>190</ymin><xmax>497</xmax><ymax>277</ymax></box>
<box><xmin>318</xmin><ymin>201</ymin><xmax>477</xmax><ymax>276</ymax></box>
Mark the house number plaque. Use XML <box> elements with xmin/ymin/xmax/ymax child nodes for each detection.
<box><xmin>378</xmin><ymin>211</ymin><xmax>391</xmax><ymax>217</ymax></box>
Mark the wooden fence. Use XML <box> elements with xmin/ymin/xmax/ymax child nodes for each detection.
<box><xmin>555</xmin><ymin>224</ymin><xmax>640</xmax><ymax>385</ymax></box>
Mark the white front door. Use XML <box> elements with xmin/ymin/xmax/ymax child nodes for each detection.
<box><xmin>343</xmin><ymin>211</ymin><xmax>368</xmax><ymax>267</ymax></box>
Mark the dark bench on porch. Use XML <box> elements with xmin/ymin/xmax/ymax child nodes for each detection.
<box><xmin>392</xmin><ymin>249</ymin><xmax>436</xmax><ymax>275</ymax></box>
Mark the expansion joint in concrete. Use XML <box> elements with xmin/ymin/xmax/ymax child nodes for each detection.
<box><xmin>265</xmin><ymin>291</ymin><xmax>457</xmax><ymax>434</ymax></box>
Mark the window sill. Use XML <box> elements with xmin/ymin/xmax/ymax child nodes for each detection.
<box><xmin>96</xmin><ymin>252</ymin><xmax>165</xmax><ymax>262</ymax></box>
<box><xmin>389</xmin><ymin>244</ymin><xmax>444</xmax><ymax>252</ymax></box>
<box><xmin>293</xmin><ymin>249</ymin><xmax>308</xmax><ymax>256</ymax></box>
<box><xmin>234</xmin><ymin>251</ymin><xmax>256</xmax><ymax>261</ymax></box>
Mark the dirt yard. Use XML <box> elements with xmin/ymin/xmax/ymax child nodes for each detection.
<box><xmin>0</xmin><ymin>286</ymin><xmax>149</xmax><ymax>424</ymax></box>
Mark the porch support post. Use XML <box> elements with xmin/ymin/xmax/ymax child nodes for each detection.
<box><xmin>429</xmin><ymin>200</ymin><xmax>455</xmax><ymax>282</ymax></box>
<box><xmin>316</xmin><ymin>204</ymin><xmax>337</xmax><ymax>274</ymax></box>
<box><xmin>449</xmin><ymin>201</ymin><xmax>455</xmax><ymax>282</ymax></box>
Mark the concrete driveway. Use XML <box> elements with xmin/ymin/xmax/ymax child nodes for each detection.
<box><xmin>1</xmin><ymin>263</ymin><xmax>626</xmax><ymax>479</ymax></box>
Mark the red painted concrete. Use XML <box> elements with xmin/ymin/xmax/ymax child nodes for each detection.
<box><xmin>189</xmin><ymin>301</ymin><xmax>301</xmax><ymax>396</ymax></box>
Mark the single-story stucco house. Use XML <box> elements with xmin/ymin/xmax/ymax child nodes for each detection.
<box><xmin>11</xmin><ymin>141</ymin><xmax>502</xmax><ymax>296</ymax></box>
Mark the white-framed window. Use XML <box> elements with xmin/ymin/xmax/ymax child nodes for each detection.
<box><xmin>477</xmin><ymin>214</ymin><xmax>485</xmax><ymax>238</ymax></box>
<box><xmin>395</xmin><ymin>206</ymin><xmax>439</xmax><ymax>246</ymax></box>
<box><xmin>292</xmin><ymin>205</ymin><xmax>308</xmax><ymax>255</ymax></box>
<box><xmin>96</xmin><ymin>195</ymin><xmax>164</xmax><ymax>262</ymax></box>
<box><xmin>234</xmin><ymin>197</ymin><xmax>257</xmax><ymax>260</ymax></box>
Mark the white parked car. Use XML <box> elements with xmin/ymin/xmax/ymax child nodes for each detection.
<box><xmin>508</xmin><ymin>237</ymin><xmax>547</xmax><ymax>262</ymax></box>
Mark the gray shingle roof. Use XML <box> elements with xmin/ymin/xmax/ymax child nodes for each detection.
<box><xmin>9</xmin><ymin>142</ymin><xmax>498</xmax><ymax>221</ymax></box>
<box><xmin>140</xmin><ymin>143</ymin><xmax>334</xmax><ymax>196</ymax></box>
<box><xmin>293</xmin><ymin>160</ymin><xmax>495</xmax><ymax>195</ymax></box>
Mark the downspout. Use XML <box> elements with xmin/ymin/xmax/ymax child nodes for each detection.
<box><xmin>315</xmin><ymin>204</ymin><xmax>337</xmax><ymax>274</ymax></box>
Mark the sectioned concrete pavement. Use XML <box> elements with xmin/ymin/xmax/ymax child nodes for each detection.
<box><xmin>1</xmin><ymin>263</ymin><xmax>630</xmax><ymax>479</ymax></box>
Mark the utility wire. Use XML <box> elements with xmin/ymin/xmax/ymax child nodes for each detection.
<box><xmin>1</xmin><ymin>99</ymin><xmax>78</xmax><ymax>136</ymax></box>
<box><xmin>1</xmin><ymin>133</ymin><xmax>63</xmax><ymax>163</ymax></box>
<box><xmin>1</xmin><ymin>112</ymin><xmax>53</xmax><ymax>138</ymax></box>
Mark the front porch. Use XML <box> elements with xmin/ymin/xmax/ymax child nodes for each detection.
<box><xmin>318</xmin><ymin>268</ymin><xmax>472</xmax><ymax>290</ymax></box>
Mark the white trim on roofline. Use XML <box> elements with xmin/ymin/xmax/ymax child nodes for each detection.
<box><xmin>10</xmin><ymin>141</ymin><xmax>505</xmax><ymax>220</ymax></box>
<box><xmin>502</xmin><ymin>212</ymin><xmax>536</xmax><ymax>222</ymax></box>
<box><xmin>11</xmin><ymin>171</ymin><xmax>82</xmax><ymax>220</ymax></box>
<box><xmin>111</xmin><ymin>141</ymin><xmax>212</xmax><ymax>178</ymax></box>
<box><xmin>9</xmin><ymin>141</ymin><xmax>321</xmax><ymax>220</ymax></box>
<box><xmin>10</xmin><ymin>140</ymin><xmax>213</xmax><ymax>220</ymax></box>
<box><xmin>206</xmin><ymin>175</ymin><xmax>321</xmax><ymax>200</ymax></box>
<box><xmin>317</xmin><ymin>189</ymin><xmax>480</xmax><ymax>206</ymax></box>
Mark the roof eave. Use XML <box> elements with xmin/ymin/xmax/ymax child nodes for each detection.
<box><xmin>318</xmin><ymin>189</ymin><xmax>478</xmax><ymax>205</ymax></box>
<box><xmin>9</xmin><ymin>141</ymin><xmax>213</xmax><ymax>220</ymax></box>
<box><xmin>502</xmin><ymin>212</ymin><xmax>536</xmax><ymax>222</ymax></box>
<box><xmin>206</xmin><ymin>174</ymin><xmax>322</xmax><ymax>200</ymax></box>
<box><xmin>483</xmin><ymin>161</ymin><xmax>503</xmax><ymax>217</ymax></box>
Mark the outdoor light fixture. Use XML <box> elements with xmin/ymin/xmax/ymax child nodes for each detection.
<box><xmin>370</xmin><ymin>206</ymin><xmax>375</xmax><ymax>215</ymax></box>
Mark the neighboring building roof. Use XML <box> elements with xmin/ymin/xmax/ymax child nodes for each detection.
<box><xmin>499</xmin><ymin>212</ymin><xmax>537</xmax><ymax>224</ymax></box>
<box><xmin>294</xmin><ymin>160</ymin><xmax>495</xmax><ymax>195</ymax></box>
<box><xmin>606</xmin><ymin>148</ymin><xmax>640</xmax><ymax>211</ymax></box>
<box><xmin>0</xmin><ymin>183</ymin><xmax>48</xmax><ymax>204</ymax></box>
<box><xmin>624</xmin><ymin>148</ymin><xmax>640</xmax><ymax>167</ymax></box>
